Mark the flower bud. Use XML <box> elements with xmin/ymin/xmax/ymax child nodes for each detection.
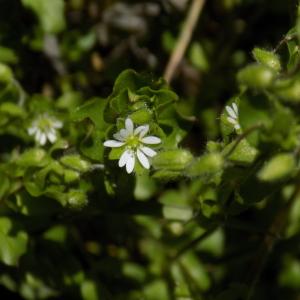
<box><xmin>162</xmin><ymin>205</ymin><xmax>193</xmax><ymax>221</ymax></box>
<box><xmin>64</xmin><ymin>170</ymin><xmax>80</xmax><ymax>183</ymax></box>
<box><xmin>258</xmin><ymin>153</ymin><xmax>295</xmax><ymax>182</ymax></box>
<box><xmin>17</xmin><ymin>149</ymin><xmax>49</xmax><ymax>167</ymax></box>
<box><xmin>237</xmin><ymin>63</ymin><xmax>275</xmax><ymax>89</ymax></box>
<box><xmin>152</xmin><ymin>150</ymin><xmax>193</xmax><ymax>171</ymax></box>
<box><xmin>0</xmin><ymin>63</ymin><xmax>13</xmax><ymax>84</ymax></box>
<box><xmin>67</xmin><ymin>190</ymin><xmax>88</xmax><ymax>209</ymax></box>
<box><xmin>152</xmin><ymin>170</ymin><xmax>181</xmax><ymax>181</ymax></box>
<box><xmin>185</xmin><ymin>153</ymin><xmax>223</xmax><ymax>178</ymax></box>
<box><xmin>129</xmin><ymin>108</ymin><xmax>152</xmax><ymax>124</ymax></box>
<box><xmin>252</xmin><ymin>48</ymin><xmax>281</xmax><ymax>72</ymax></box>
<box><xmin>60</xmin><ymin>155</ymin><xmax>91</xmax><ymax>172</ymax></box>
<box><xmin>273</xmin><ymin>78</ymin><xmax>300</xmax><ymax>103</ymax></box>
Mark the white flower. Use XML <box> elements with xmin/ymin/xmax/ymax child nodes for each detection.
<box><xmin>103</xmin><ymin>118</ymin><xmax>161</xmax><ymax>174</ymax></box>
<box><xmin>225</xmin><ymin>102</ymin><xmax>240</xmax><ymax>130</ymax></box>
<box><xmin>28</xmin><ymin>113</ymin><xmax>63</xmax><ymax>146</ymax></box>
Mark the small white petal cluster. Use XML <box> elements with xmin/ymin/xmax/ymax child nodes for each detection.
<box><xmin>103</xmin><ymin>118</ymin><xmax>161</xmax><ymax>174</ymax></box>
<box><xmin>28</xmin><ymin>113</ymin><xmax>63</xmax><ymax>146</ymax></box>
<box><xmin>225</xmin><ymin>102</ymin><xmax>240</xmax><ymax>130</ymax></box>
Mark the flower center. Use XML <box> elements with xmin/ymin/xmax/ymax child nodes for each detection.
<box><xmin>38</xmin><ymin>117</ymin><xmax>52</xmax><ymax>132</ymax></box>
<box><xmin>126</xmin><ymin>135</ymin><xmax>140</xmax><ymax>149</ymax></box>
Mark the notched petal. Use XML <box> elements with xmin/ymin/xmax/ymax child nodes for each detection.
<box><xmin>113</xmin><ymin>133</ymin><xmax>125</xmax><ymax>141</ymax></box>
<box><xmin>137</xmin><ymin>149</ymin><xmax>150</xmax><ymax>169</ymax></box>
<box><xmin>134</xmin><ymin>125</ymin><xmax>149</xmax><ymax>137</ymax></box>
<box><xmin>47</xmin><ymin>131</ymin><xmax>57</xmax><ymax>143</ymax></box>
<box><xmin>227</xmin><ymin>116</ymin><xmax>238</xmax><ymax>125</ymax></box>
<box><xmin>39</xmin><ymin>133</ymin><xmax>47</xmax><ymax>146</ymax></box>
<box><xmin>125</xmin><ymin>118</ymin><xmax>134</xmax><ymax>134</ymax></box>
<box><xmin>119</xmin><ymin>150</ymin><xmax>131</xmax><ymax>167</ymax></box>
<box><xmin>140</xmin><ymin>146</ymin><xmax>157</xmax><ymax>157</ymax></box>
<box><xmin>141</xmin><ymin>136</ymin><xmax>161</xmax><ymax>144</ymax></box>
<box><xmin>232</xmin><ymin>103</ymin><xmax>239</xmax><ymax>115</ymax></box>
<box><xmin>28</xmin><ymin>126</ymin><xmax>37</xmax><ymax>135</ymax></box>
<box><xmin>225</xmin><ymin>106</ymin><xmax>237</xmax><ymax>119</ymax></box>
<box><xmin>103</xmin><ymin>140</ymin><xmax>125</xmax><ymax>147</ymax></box>
<box><xmin>126</xmin><ymin>152</ymin><xmax>135</xmax><ymax>174</ymax></box>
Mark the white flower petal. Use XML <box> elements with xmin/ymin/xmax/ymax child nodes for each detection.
<box><xmin>125</xmin><ymin>118</ymin><xmax>134</xmax><ymax>134</ymax></box>
<box><xmin>232</xmin><ymin>103</ymin><xmax>239</xmax><ymax>115</ymax></box>
<box><xmin>125</xmin><ymin>152</ymin><xmax>135</xmax><ymax>174</ymax></box>
<box><xmin>226</xmin><ymin>105</ymin><xmax>237</xmax><ymax>119</ymax></box>
<box><xmin>137</xmin><ymin>149</ymin><xmax>150</xmax><ymax>169</ymax></box>
<box><xmin>120</xmin><ymin>129</ymin><xmax>129</xmax><ymax>138</ymax></box>
<box><xmin>227</xmin><ymin>116</ymin><xmax>238</xmax><ymax>125</ymax></box>
<box><xmin>118</xmin><ymin>150</ymin><xmax>131</xmax><ymax>167</ymax></box>
<box><xmin>141</xmin><ymin>136</ymin><xmax>161</xmax><ymax>144</ymax></box>
<box><xmin>39</xmin><ymin>133</ymin><xmax>47</xmax><ymax>146</ymax></box>
<box><xmin>134</xmin><ymin>125</ymin><xmax>149</xmax><ymax>137</ymax></box>
<box><xmin>140</xmin><ymin>146</ymin><xmax>157</xmax><ymax>157</ymax></box>
<box><xmin>28</xmin><ymin>126</ymin><xmax>37</xmax><ymax>135</ymax></box>
<box><xmin>103</xmin><ymin>140</ymin><xmax>125</xmax><ymax>147</ymax></box>
<box><xmin>113</xmin><ymin>133</ymin><xmax>125</xmax><ymax>141</ymax></box>
<box><xmin>35</xmin><ymin>130</ymin><xmax>41</xmax><ymax>142</ymax></box>
<box><xmin>47</xmin><ymin>131</ymin><xmax>57</xmax><ymax>143</ymax></box>
<box><xmin>234</xmin><ymin>123</ymin><xmax>241</xmax><ymax>130</ymax></box>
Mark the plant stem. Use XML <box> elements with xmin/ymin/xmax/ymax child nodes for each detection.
<box><xmin>246</xmin><ymin>180</ymin><xmax>300</xmax><ymax>300</ymax></box>
<box><xmin>163</xmin><ymin>0</ymin><xmax>206</xmax><ymax>83</ymax></box>
<box><xmin>172</xmin><ymin>225</ymin><xmax>217</xmax><ymax>260</ymax></box>
<box><xmin>224</xmin><ymin>124</ymin><xmax>263</xmax><ymax>159</ymax></box>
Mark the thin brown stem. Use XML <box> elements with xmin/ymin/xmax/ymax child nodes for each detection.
<box><xmin>246</xmin><ymin>180</ymin><xmax>300</xmax><ymax>300</ymax></box>
<box><xmin>163</xmin><ymin>0</ymin><xmax>206</xmax><ymax>83</ymax></box>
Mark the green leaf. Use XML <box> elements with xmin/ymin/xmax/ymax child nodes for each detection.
<box><xmin>238</xmin><ymin>93</ymin><xmax>271</xmax><ymax>145</ymax></box>
<box><xmin>152</xmin><ymin>150</ymin><xmax>193</xmax><ymax>171</ymax></box>
<box><xmin>60</xmin><ymin>155</ymin><xmax>91</xmax><ymax>172</ymax></box>
<box><xmin>0</xmin><ymin>63</ymin><xmax>13</xmax><ymax>84</ymax></box>
<box><xmin>72</xmin><ymin>97</ymin><xmax>108</xmax><ymax>130</ymax></box>
<box><xmin>159</xmin><ymin>190</ymin><xmax>193</xmax><ymax>221</ymax></box>
<box><xmin>0</xmin><ymin>47</ymin><xmax>18</xmax><ymax>64</ymax></box>
<box><xmin>43</xmin><ymin>225</ymin><xmax>67</xmax><ymax>243</ymax></box>
<box><xmin>188</xmin><ymin>42</ymin><xmax>210</xmax><ymax>72</ymax></box>
<box><xmin>171</xmin><ymin>263</ymin><xmax>192</xmax><ymax>299</ymax></box>
<box><xmin>72</xmin><ymin>98</ymin><xmax>108</xmax><ymax>162</ymax></box>
<box><xmin>185</xmin><ymin>153</ymin><xmax>223</xmax><ymax>178</ymax></box>
<box><xmin>0</xmin><ymin>172</ymin><xmax>10</xmax><ymax>200</ymax></box>
<box><xmin>273</xmin><ymin>77</ymin><xmax>300</xmax><ymax>103</ymax></box>
<box><xmin>0</xmin><ymin>217</ymin><xmax>28</xmax><ymax>266</ymax></box>
<box><xmin>143</xmin><ymin>280</ymin><xmax>169</xmax><ymax>300</ymax></box>
<box><xmin>112</xmin><ymin>69</ymin><xmax>148</xmax><ymax>95</ymax></box>
<box><xmin>279</xmin><ymin>255</ymin><xmax>300</xmax><ymax>289</ymax></box>
<box><xmin>252</xmin><ymin>47</ymin><xmax>281</xmax><ymax>72</ymax></box>
<box><xmin>22</xmin><ymin>0</ymin><xmax>66</xmax><ymax>33</ymax></box>
<box><xmin>134</xmin><ymin>175</ymin><xmax>157</xmax><ymax>201</ymax></box>
<box><xmin>81</xmin><ymin>280</ymin><xmax>99</xmax><ymax>300</ymax></box>
<box><xmin>67</xmin><ymin>189</ymin><xmax>88</xmax><ymax>209</ymax></box>
<box><xmin>0</xmin><ymin>102</ymin><xmax>25</xmax><ymax>117</ymax></box>
<box><xmin>257</xmin><ymin>153</ymin><xmax>296</xmax><ymax>182</ymax></box>
<box><xmin>179</xmin><ymin>251</ymin><xmax>211</xmax><ymax>291</ymax></box>
<box><xmin>237</xmin><ymin>63</ymin><xmax>275</xmax><ymax>89</ymax></box>
<box><xmin>223</xmin><ymin>139</ymin><xmax>258</xmax><ymax>165</ymax></box>
<box><xmin>17</xmin><ymin>149</ymin><xmax>50</xmax><ymax>168</ymax></box>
